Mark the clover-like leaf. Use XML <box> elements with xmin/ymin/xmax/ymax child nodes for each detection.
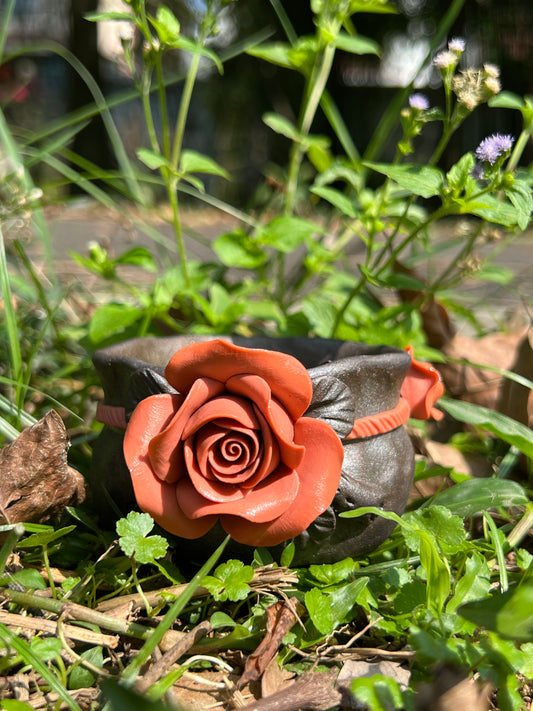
<box><xmin>202</xmin><ymin>559</ymin><xmax>254</xmax><ymax>602</ymax></box>
<box><xmin>116</xmin><ymin>512</ymin><xmax>168</xmax><ymax>565</ymax></box>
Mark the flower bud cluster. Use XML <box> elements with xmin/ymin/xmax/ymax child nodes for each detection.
<box><xmin>452</xmin><ymin>64</ymin><xmax>501</xmax><ymax>112</ymax></box>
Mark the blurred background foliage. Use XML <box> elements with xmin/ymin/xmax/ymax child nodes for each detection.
<box><xmin>2</xmin><ymin>0</ymin><xmax>533</xmax><ymax>206</ymax></box>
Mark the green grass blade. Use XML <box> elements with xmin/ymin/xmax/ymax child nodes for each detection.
<box><xmin>120</xmin><ymin>536</ymin><xmax>230</xmax><ymax>686</ymax></box>
<box><xmin>0</xmin><ymin>0</ymin><xmax>16</xmax><ymax>60</ymax></box>
<box><xmin>5</xmin><ymin>41</ymin><xmax>144</xmax><ymax>205</ymax></box>
<box><xmin>0</xmin><ymin>623</ymin><xmax>83</xmax><ymax>711</ymax></box>
<box><xmin>0</xmin><ymin>223</ymin><xmax>23</xmax><ymax>394</ymax></box>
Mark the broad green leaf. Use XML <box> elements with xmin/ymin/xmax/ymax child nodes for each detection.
<box><xmin>439</xmin><ymin>398</ymin><xmax>533</xmax><ymax>459</ymax></box>
<box><xmin>305</xmin><ymin>587</ymin><xmax>334</xmax><ymax>635</ymax></box>
<box><xmin>488</xmin><ymin>91</ymin><xmax>526</xmax><ymax>111</ymax></box>
<box><xmin>136</xmin><ymin>148</ymin><xmax>169</xmax><ymax>170</ymax></box>
<box><xmin>505</xmin><ymin>179</ymin><xmax>532</xmax><ymax>230</ymax></box>
<box><xmin>430</xmin><ymin>477</ymin><xmax>529</xmax><ymax>517</ymax></box>
<box><xmin>69</xmin><ymin>647</ymin><xmax>104</xmax><ymax>690</ymax></box>
<box><xmin>31</xmin><ymin>636</ymin><xmax>63</xmax><ymax>661</ymax></box>
<box><xmin>335</xmin><ymin>32</ymin><xmax>380</xmax><ymax>56</ymax></box>
<box><xmin>310</xmin><ymin>185</ymin><xmax>358</xmax><ymax>217</ymax></box>
<box><xmin>465</xmin><ymin>194</ymin><xmax>519</xmax><ymax>227</ymax></box>
<box><xmin>309</xmin><ymin>557</ymin><xmax>356</xmax><ymax>585</ymax></box>
<box><xmin>458</xmin><ymin>583</ymin><xmax>533</xmax><ymax>641</ymax></box>
<box><xmin>262</xmin><ymin>112</ymin><xmax>301</xmax><ymax>142</ymax></box>
<box><xmin>180</xmin><ymin>150</ymin><xmax>229</xmax><ymax>179</ymax></box>
<box><xmin>364</xmin><ymin>162</ymin><xmax>443</xmax><ymax>199</ymax></box>
<box><xmin>212</xmin><ymin>230</ymin><xmax>266</xmax><ymax>268</ymax></box>
<box><xmin>246</xmin><ymin>42</ymin><xmax>292</xmax><ymax>69</ymax></box>
<box><xmin>1</xmin><ymin>701</ymin><xmax>36</xmax><ymax>711</ymax></box>
<box><xmin>473</xmin><ymin>263</ymin><xmax>514</xmax><ymax>285</ymax></box>
<box><xmin>210</xmin><ymin>611</ymin><xmax>236</xmax><ymax>629</ymax></box>
<box><xmin>9</xmin><ymin>567</ymin><xmax>47</xmax><ymax>590</ymax></box>
<box><xmin>403</xmin><ymin>507</ymin><xmax>467</xmax><ymax>554</ymax></box>
<box><xmin>447</xmin><ymin>552</ymin><xmax>491</xmax><ymax>613</ymax></box>
<box><xmin>280</xmin><ymin>541</ymin><xmax>295</xmax><ymax>568</ymax></box>
<box><xmin>351</xmin><ymin>675</ymin><xmax>403</xmax><ymax>711</ymax></box>
<box><xmin>18</xmin><ymin>525</ymin><xmax>76</xmax><ymax>549</ymax></box>
<box><xmin>446</xmin><ymin>152</ymin><xmax>475</xmax><ymax>191</ymax></box>
<box><xmin>258</xmin><ymin>215</ymin><xmax>320</xmax><ymax>253</ymax></box>
<box><xmin>89</xmin><ymin>303</ymin><xmax>144</xmax><ymax>343</ymax></box>
<box><xmin>115</xmin><ymin>246</ymin><xmax>158</xmax><ymax>272</ymax></box>
<box><xmin>329</xmin><ymin>577</ymin><xmax>369</xmax><ymax>623</ymax></box>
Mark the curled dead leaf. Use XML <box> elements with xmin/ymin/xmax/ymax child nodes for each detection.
<box><xmin>0</xmin><ymin>410</ymin><xmax>85</xmax><ymax>525</ymax></box>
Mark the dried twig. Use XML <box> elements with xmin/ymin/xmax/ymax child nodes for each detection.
<box><xmin>0</xmin><ymin>609</ymin><xmax>119</xmax><ymax>648</ymax></box>
<box><xmin>96</xmin><ymin>565</ymin><xmax>298</xmax><ymax>614</ymax></box>
<box><xmin>135</xmin><ymin>620</ymin><xmax>213</xmax><ymax>694</ymax></box>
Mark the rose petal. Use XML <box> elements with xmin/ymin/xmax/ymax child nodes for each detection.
<box><xmin>221</xmin><ymin>417</ymin><xmax>344</xmax><ymax>546</ymax></box>
<box><xmin>237</xmin><ymin>408</ymin><xmax>280</xmax><ymax>489</ymax></box>
<box><xmin>124</xmin><ymin>393</ymin><xmax>184</xmax><ymax>472</ymax></box>
<box><xmin>148</xmin><ymin>377</ymin><xmax>225</xmax><ymax>482</ymax></box>
<box><xmin>165</xmin><ymin>339</ymin><xmax>313</xmax><ymax>420</ymax></box>
<box><xmin>129</xmin><ymin>459</ymin><xmax>217</xmax><ymax>538</ymax></box>
<box><xmin>181</xmin><ymin>395</ymin><xmax>260</xmax><ymax>439</ymax></box>
<box><xmin>226</xmin><ymin>373</ymin><xmax>304</xmax><ymax>470</ymax></box>
<box><xmin>176</xmin><ymin>464</ymin><xmax>299</xmax><ymax>522</ymax></box>
<box><xmin>402</xmin><ymin>346</ymin><xmax>445</xmax><ymax>420</ymax></box>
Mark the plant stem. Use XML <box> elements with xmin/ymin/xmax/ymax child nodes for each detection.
<box><xmin>285</xmin><ymin>40</ymin><xmax>337</xmax><ymax>216</ymax></box>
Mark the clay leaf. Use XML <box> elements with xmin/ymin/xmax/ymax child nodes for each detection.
<box><xmin>0</xmin><ymin>410</ymin><xmax>86</xmax><ymax>525</ymax></box>
<box><xmin>306</xmin><ymin>375</ymin><xmax>355</xmax><ymax>437</ymax></box>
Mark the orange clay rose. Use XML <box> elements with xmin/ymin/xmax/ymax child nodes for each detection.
<box><xmin>123</xmin><ymin>339</ymin><xmax>344</xmax><ymax>547</ymax></box>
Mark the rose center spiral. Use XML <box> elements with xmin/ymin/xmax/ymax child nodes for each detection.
<box><xmin>193</xmin><ymin>421</ymin><xmax>263</xmax><ymax>484</ymax></box>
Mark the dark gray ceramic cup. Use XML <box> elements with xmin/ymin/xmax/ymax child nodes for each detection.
<box><xmin>91</xmin><ymin>335</ymin><xmax>414</xmax><ymax>565</ymax></box>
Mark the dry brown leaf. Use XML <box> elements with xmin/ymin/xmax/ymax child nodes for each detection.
<box><xmin>238</xmin><ymin>669</ymin><xmax>341</xmax><ymax>711</ymax></box>
<box><xmin>415</xmin><ymin>666</ymin><xmax>491</xmax><ymax>711</ymax></box>
<box><xmin>238</xmin><ymin>597</ymin><xmax>301</xmax><ymax>690</ymax></box>
<box><xmin>261</xmin><ymin>658</ymin><xmax>295</xmax><ymax>698</ymax></box>
<box><xmin>0</xmin><ymin>410</ymin><xmax>85</xmax><ymax>525</ymax></box>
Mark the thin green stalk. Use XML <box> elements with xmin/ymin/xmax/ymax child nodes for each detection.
<box><xmin>0</xmin><ymin>524</ymin><xmax>24</xmax><ymax>576</ymax></box>
<box><xmin>0</xmin><ymin>223</ymin><xmax>24</xmax><ymax>409</ymax></box>
<box><xmin>171</xmin><ymin>54</ymin><xmax>202</xmax><ymax>171</ymax></box>
<box><xmin>428</xmin><ymin>221</ymin><xmax>484</xmax><ymax>292</ymax></box>
<box><xmin>269</xmin><ymin>0</ymin><xmax>298</xmax><ymax>46</ymax></box>
<box><xmin>0</xmin><ymin>0</ymin><xmax>16</xmax><ymax>60</ymax></box>
<box><xmin>155</xmin><ymin>57</ymin><xmax>171</xmax><ymax>160</ymax></box>
<box><xmin>507</xmin><ymin>127</ymin><xmax>531</xmax><ymax>172</ymax></box>
<box><xmin>140</xmin><ymin>66</ymin><xmax>161</xmax><ymax>155</ymax></box>
<box><xmin>285</xmin><ymin>40</ymin><xmax>337</xmax><ymax>216</ymax></box>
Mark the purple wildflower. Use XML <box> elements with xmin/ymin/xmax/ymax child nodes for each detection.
<box><xmin>475</xmin><ymin>133</ymin><xmax>514</xmax><ymax>164</ymax></box>
<box><xmin>471</xmin><ymin>164</ymin><xmax>484</xmax><ymax>180</ymax></box>
<box><xmin>409</xmin><ymin>93</ymin><xmax>430</xmax><ymax>111</ymax></box>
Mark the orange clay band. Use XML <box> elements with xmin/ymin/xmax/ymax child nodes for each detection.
<box><xmin>96</xmin><ymin>397</ymin><xmax>410</xmax><ymax>440</ymax></box>
<box><xmin>345</xmin><ymin>397</ymin><xmax>410</xmax><ymax>440</ymax></box>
